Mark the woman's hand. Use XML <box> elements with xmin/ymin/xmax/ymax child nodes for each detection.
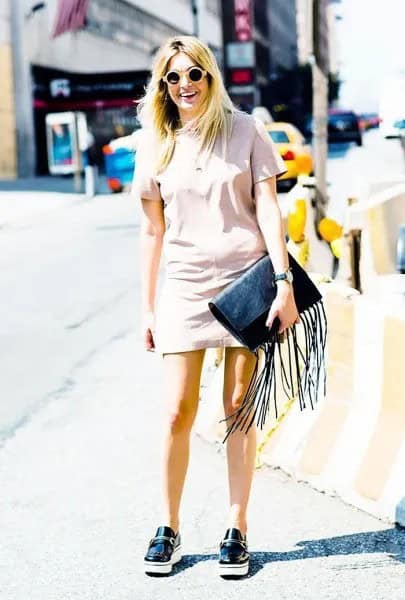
<box><xmin>265</xmin><ymin>281</ymin><xmax>300</xmax><ymax>334</ymax></box>
<box><xmin>142</xmin><ymin>310</ymin><xmax>156</xmax><ymax>352</ymax></box>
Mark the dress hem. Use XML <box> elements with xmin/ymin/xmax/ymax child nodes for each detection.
<box><xmin>160</xmin><ymin>338</ymin><xmax>246</xmax><ymax>355</ymax></box>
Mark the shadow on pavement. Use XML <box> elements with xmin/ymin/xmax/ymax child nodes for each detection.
<box><xmin>173</xmin><ymin>553</ymin><xmax>217</xmax><ymax>574</ymax></box>
<box><xmin>249</xmin><ymin>527</ymin><xmax>405</xmax><ymax>577</ymax></box>
<box><xmin>164</xmin><ymin>528</ymin><xmax>404</xmax><ymax>578</ymax></box>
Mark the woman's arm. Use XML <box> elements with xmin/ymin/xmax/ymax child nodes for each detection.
<box><xmin>254</xmin><ymin>176</ymin><xmax>299</xmax><ymax>334</ymax></box>
<box><xmin>140</xmin><ymin>198</ymin><xmax>165</xmax><ymax>350</ymax></box>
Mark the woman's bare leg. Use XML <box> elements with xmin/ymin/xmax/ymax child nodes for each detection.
<box><xmin>223</xmin><ymin>347</ymin><xmax>257</xmax><ymax>536</ymax></box>
<box><xmin>161</xmin><ymin>349</ymin><xmax>205</xmax><ymax>533</ymax></box>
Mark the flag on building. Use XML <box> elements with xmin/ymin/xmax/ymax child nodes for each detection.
<box><xmin>52</xmin><ymin>0</ymin><xmax>89</xmax><ymax>38</ymax></box>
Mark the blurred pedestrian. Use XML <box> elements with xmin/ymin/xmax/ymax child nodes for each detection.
<box><xmin>133</xmin><ymin>35</ymin><xmax>298</xmax><ymax>578</ymax></box>
<box><xmin>109</xmin><ymin>128</ymin><xmax>141</xmax><ymax>152</ymax></box>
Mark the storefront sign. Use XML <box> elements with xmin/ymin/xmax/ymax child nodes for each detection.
<box><xmin>33</xmin><ymin>65</ymin><xmax>149</xmax><ymax>103</ymax></box>
<box><xmin>221</xmin><ymin>0</ymin><xmax>256</xmax><ymax>112</ymax></box>
<box><xmin>234</xmin><ymin>0</ymin><xmax>252</xmax><ymax>42</ymax></box>
<box><xmin>228</xmin><ymin>85</ymin><xmax>255</xmax><ymax>95</ymax></box>
<box><xmin>226</xmin><ymin>41</ymin><xmax>254</xmax><ymax>68</ymax></box>
<box><xmin>50</xmin><ymin>79</ymin><xmax>71</xmax><ymax>98</ymax></box>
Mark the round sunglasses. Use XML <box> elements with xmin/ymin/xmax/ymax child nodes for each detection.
<box><xmin>162</xmin><ymin>66</ymin><xmax>207</xmax><ymax>86</ymax></box>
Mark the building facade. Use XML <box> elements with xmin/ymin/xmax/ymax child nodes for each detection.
<box><xmin>326</xmin><ymin>0</ymin><xmax>341</xmax><ymax>78</ymax></box>
<box><xmin>5</xmin><ymin>0</ymin><xmax>222</xmax><ymax>178</ymax></box>
<box><xmin>0</xmin><ymin>2</ymin><xmax>16</xmax><ymax>178</ymax></box>
<box><xmin>221</xmin><ymin>0</ymin><xmax>298</xmax><ymax>113</ymax></box>
<box><xmin>267</xmin><ymin>0</ymin><xmax>298</xmax><ymax>74</ymax></box>
<box><xmin>296</xmin><ymin>0</ymin><xmax>338</xmax><ymax>74</ymax></box>
<box><xmin>262</xmin><ymin>0</ymin><xmax>299</xmax><ymax>123</ymax></box>
<box><xmin>296</xmin><ymin>0</ymin><xmax>340</xmax><ymax>115</ymax></box>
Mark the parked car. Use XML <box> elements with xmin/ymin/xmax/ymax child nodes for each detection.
<box><xmin>304</xmin><ymin>110</ymin><xmax>363</xmax><ymax>146</ymax></box>
<box><xmin>265</xmin><ymin>122</ymin><xmax>313</xmax><ymax>189</ymax></box>
<box><xmin>359</xmin><ymin>112</ymin><xmax>380</xmax><ymax>130</ymax></box>
<box><xmin>327</xmin><ymin>109</ymin><xmax>363</xmax><ymax>145</ymax></box>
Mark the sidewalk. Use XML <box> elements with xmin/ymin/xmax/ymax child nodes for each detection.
<box><xmin>1</xmin><ymin>328</ymin><xmax>404</xmax><ymax>600</ymax></box>
<box><xmin>0</xmin><ymin>174</ymin><xmax>111</xmax><ymax>195</ymax></box>
<box><xmin>0</xmin><ymin>180</ymin><xmax>124</xmax><ymax>230</ymax></box>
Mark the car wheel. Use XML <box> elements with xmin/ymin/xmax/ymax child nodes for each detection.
<box><xmin>356</xmin><ymin>136</ymin><xmax>363</xmax><ymax>146</ymax></box>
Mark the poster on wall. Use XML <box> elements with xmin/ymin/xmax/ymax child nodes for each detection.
<box><xmin>45</xmin><ymin>112</ymin><xmax>81</xmax><ymax>175</ymax></box>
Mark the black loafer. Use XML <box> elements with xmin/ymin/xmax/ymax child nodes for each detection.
<box><xmin>144</xmin><ymin>526</ymin><xmax>182</xmax><ymax>575</ymax></box>
<box><xmin>219</xmin><ymin>527</ymin><xmax>249</xmax><ymax>578</ymax></box>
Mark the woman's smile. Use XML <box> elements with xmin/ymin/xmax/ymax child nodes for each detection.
<box><xmin>179</xmin><ymin>90</ymin><xmax>197</xmax><ymax>100</ymax></box>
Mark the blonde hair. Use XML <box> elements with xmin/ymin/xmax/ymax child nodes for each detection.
<box><xmin>137</xmin><ymin>36</ymin><xmax>235</xmax><ymax>173</ymax></box>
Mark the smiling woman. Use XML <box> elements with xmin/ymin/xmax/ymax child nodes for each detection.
<box><xmin>132</xmin><ymin>35</ymin><xmax>296</xmax><ymax>580</ymax></box>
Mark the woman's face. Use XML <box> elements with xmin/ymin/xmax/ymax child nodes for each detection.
<box><xmin>164</xmin><ymin>52</ymin><xmax>209</xmax><ymax>123</ymax></box>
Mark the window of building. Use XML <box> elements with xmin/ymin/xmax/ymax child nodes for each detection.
<box><xmin>85</xmin><ymin>0</ymin><xmax>186</xmax><ymax>55</ymax></box>
<box><xmin>206</xmin><ymin>0</ymin><xmax>220</xmax><ymax>17</ymax></box>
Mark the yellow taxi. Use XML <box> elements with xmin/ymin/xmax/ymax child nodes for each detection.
<box><xmin>266</xmin><ymin>122</ymin><xmax>313</xmax><ymax>189</ymax></box>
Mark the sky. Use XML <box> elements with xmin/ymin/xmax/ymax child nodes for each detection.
<box><xmin>337</xmin><ymin>0</ymin><xmax>405</xmax><ymax>112</ymax></box>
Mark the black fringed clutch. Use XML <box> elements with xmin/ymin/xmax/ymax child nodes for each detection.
<box><xmin>208</xmin><ymin>253</ymin><xmax>327</xmax><ymax>441</ymax></box>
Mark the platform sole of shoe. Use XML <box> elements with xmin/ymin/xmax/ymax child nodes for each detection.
<box><xmin>144</xmin><ymin>545</ymin><xmax>182</xmax><ymax>575</ymax></box>
<box><xmin>219</xmin><ymin>559</ymin><xmax>249</xmax><ymax>578</ymax></box>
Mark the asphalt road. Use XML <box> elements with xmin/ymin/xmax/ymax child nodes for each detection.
<box><xmin>326</xmin><ymin>128</ymin><xmax>405</xmax><ymax>222</ymax></box>
<box><xmin>0</xmin><ymin>192</ymin><xmax>141</xmax><ymax>443</ymax></box>
<box><xmin>1</xmin><ymin>321</ymin><xmax>404</xmax><ymax>599</ymax></box>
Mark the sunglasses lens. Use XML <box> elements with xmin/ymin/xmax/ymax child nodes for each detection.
<box><xmin>164</xmin><ymin>68</ymin><xmax>204</xmax><ymax>85</ymax></box>
<box><xmin>189</xmin><ymin>68</ymin><xmax>203</xmax><ymax>82</ymax></box>
<box><xmin>166</xmin><ymin>71</ymin><xmax>180</xmax><ymax>84</ymax></box>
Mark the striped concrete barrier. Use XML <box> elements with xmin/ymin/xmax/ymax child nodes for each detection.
<box><xmin>344</xmin><ymin>182</ymin><xmax>405</xmax><ymax>292</ymax></box>
<box><xmin>196</xmin><ymin>280</ymin><xmax>405</xmax><ymax>526</ymax></box>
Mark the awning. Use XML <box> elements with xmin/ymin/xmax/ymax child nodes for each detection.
<box><xmin>52</xmin><ymin>0</ymin><xmax>89</xmax><ymax>38</ymax></box>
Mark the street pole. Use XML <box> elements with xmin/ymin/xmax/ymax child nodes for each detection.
<box><xmin>311</xmin><ymin>0</ymin><xmax>328</xmax><ymax>208</ymax></box>
<box><xmin>311</xmin><ymin>59</ymin><xmax>328</xmax><ymax>206</ymax></box>
<box><xmin>190</xmin><ymin>0</ymin><xmax>199</xmax><ymax>37</ymax></box>
<box><xmin>10</xmin><ymin>0</ymin><xmax>36</xmax><ymax>177</ymax></box>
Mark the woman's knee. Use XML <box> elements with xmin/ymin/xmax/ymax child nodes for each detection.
<box><xmin>163</xmin><ymin>350</ymin><xmax>205</xmax><ymax>434</ymax></box>
<box><xmin>223</xmin><ymin>347</ymin><xmax>257</xmax><ymax>417</ymax></box>
<box><xmin>166</xmin><ymin>400</ymin><xmax>197</xmax><ymax>434</ymax></box>
<box><xmin>223</xmin><ymin>383</ymin><xmax>247</xmax><ymax>416</ymax></box>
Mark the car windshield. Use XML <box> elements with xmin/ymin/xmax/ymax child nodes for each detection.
<box><xmin>269</xmin><ymin>131</ymin><xmax>290</xmax><ymax>143</ymax></box>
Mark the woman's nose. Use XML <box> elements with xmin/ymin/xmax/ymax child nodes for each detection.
<box><xmin>179</xmin><ymin>72</ymin><xmax>190</xmax><ymax>85</ymax></box>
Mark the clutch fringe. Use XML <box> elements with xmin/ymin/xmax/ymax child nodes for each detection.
<box><xmin>222</xmin><ymin>299</ymin><xmax>327</xmax><ymax>442</ymax></box>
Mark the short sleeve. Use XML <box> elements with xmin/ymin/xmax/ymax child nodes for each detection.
<box><xmin>251</xmin><ymin>118</ymin><xmax>287</xmax><ymax>184</ymax></box>
<box><xmin>131</xmin><ymin>131</ymin><xmax>162</xmax><ymax>202</ymax></box>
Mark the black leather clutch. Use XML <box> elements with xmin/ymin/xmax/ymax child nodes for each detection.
<box><xmin>208</xmin><ymin>253</ymin><xmax>322</xmax><ymax>352</ymax></box>
<box><xmin>208</xmin><ymin>253</ymin><xmax>327</xmax><ymax>439</ymax></box>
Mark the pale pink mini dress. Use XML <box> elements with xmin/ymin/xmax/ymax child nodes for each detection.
<box><xmin>133</xmin><ymin>111</ymin><xmax>286</xmax><ymax>354</ymax></box>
